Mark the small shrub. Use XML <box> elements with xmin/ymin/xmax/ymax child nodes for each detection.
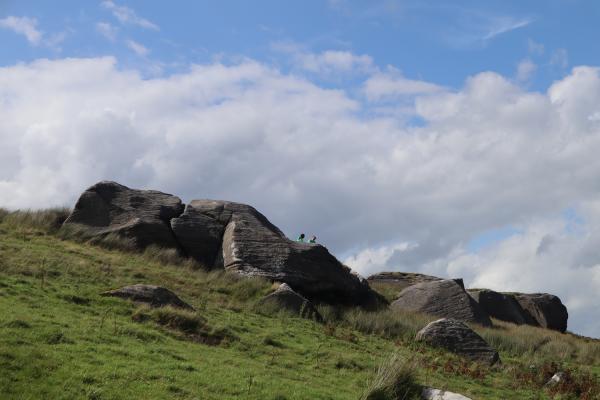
<box><xmin>360</xmin><ymin>354</ymin><xmax>421</xmax><ymax>400</ymax></box>
<box><xmin>4</xmin><ymin>319</ymin><xmax>31</xmax><ymax>329</ymax></box>
<box><xmin>145</xmin><ymin>306</ymin><xmax>206</xmax><ymax>334</ymax></box>
<box><xmin>262</xmin><ymin>335</ymin><xmax>285</xmax><ymax>348</ymax></box>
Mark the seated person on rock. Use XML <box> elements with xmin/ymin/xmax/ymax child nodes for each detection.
<box><xmin>309</xmin><ymin>235</ymin><xmax>317</xmax><ymax>243</ymax></box>
<box><xmin>296</xmin><ymin>233</ymin><xmax>305</xmax><ymax>242</ymax></box>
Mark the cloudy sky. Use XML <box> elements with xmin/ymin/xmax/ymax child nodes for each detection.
<box><xmin>2</xmin><ymin>0</ymin><xmax>600</xmax><ymax>337</ymax></box>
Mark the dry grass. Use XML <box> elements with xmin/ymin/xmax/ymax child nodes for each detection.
<box><xmin>360</xmin><ymin>354</ymin><xmax>421</xmax><ymax>400</ymax></box>
<box><xmin>1</xmin><ymin>208</ymin><xmax>70</xmax><ymax>233</ymax></box>
<box><xmin>476</xmin><ymin>319</ymin><xmax>600</xmax><ymax>365</ymax></box>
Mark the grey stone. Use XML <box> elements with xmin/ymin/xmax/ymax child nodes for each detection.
<box><xmin>468</xmin><ymin>289</ymin><xmax>534</xmax><ymax>326</ymax></box>
<box><xmin>257</xmin><ymin>283</ymin><xmax>322</xmax><ymax>321</ymax></box>
<box><xmin>101</xmin><ymin>284</ymin><xmax>193</xmax><ymax>310</ymax></box>
<box><xmin>421</xmin><ymin>387</ymin><xmax>473</xmax><ymax>400</ymax></box>
<box><xmin>416</xmin><ymin>318</ymin><xmax>500</xmax><ymax>365</ymax></box>
<box><xmin>171</xmin><ymin>200</ymin><xmax>384</xmax><ymax>307</ymax></box>
<box><xmin>367</xmin><ymin>271</ymin><xmax>442</xmax><ymax>299</ymax></box>
<box><xmin>392</xmin><ymin>279</ymin><xmax>492</xmax><ymax>327</ymax></box>
<box><xmin>63</xmin><ymin>181</ymin><xmax>184</xmax><ymax>250</ymax></box>
<box><xmin>513</xmin><ymin>293</ymin><xmax>568</xmax><ymax>333</ymax></box>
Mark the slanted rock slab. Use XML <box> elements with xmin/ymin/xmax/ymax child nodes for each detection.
<box><xmin>63</xmin><ymin>181</ymin><xmax>184</xmax><ymax>250</ymax></box>
<box><xmin>422</xmin><ymin>387</ymin><xmax>473</xmax><ymax>400</ymax></box>
<box><xmin>416</xmin><ymin>318</ymin><xmax>500</xmax><ymax>365</ymax></box>
<box><xmin>101</xmin><ymin>284</ymin><xmax>193</xmax><ymax>310</ymax></box>
<box><xmin>257</xmin><ymin>283</ymin><xmax>323</xmax><ymax>322</ymax></box>
<box><xmin>392</xmin><ymin>279</ymin><xmax>492</xmax><ymax>327</ymax></box>
<box><xmin>171</xmin><ymin>199</ymin><xmax>384</xmax><ymax>308</ymax></box>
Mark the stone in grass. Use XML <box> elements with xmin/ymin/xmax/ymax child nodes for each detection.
<box><xmin>416</xmin><ymin>318</ymin><xmax>500</xmax><ymax>365</ymax></box>
<box><xmin>421</xmin><ymin>387</ymin><xmax>473</xmax><ymax>400</ymax></box>
<box><xmin>257</xmin><ymin>283</ymin><xmax>323</xmax><ymax>322</ymax></box>
<box><xmin>101</xmin><ymin>284</ymin><xmax>194</xmax><ymax>310</ymax></box>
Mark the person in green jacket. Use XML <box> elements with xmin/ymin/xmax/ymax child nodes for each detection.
<box><xmin>309</xmin><ymin>235</ymin><xmax>317</xmax><ymax>243</ymax></box>
<box><xmin>297</xmin><ymin>233</ymin><xmax>305</xmax><ymax>242</ymax></box>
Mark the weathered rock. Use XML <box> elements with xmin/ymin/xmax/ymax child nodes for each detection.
<box><xmin>171</xmin><ymin>200</ymin><xmax>384</xmax><ymax>307</ymax></box>
<box><xmin>63</xmin><ymin>181</ymin><xmax>184</xmax><ymax>250</ymax></box>
<box><xmin>101</xmin><ymin>284</ymin><xmax>193</xmax><ymax>310</ymax></box>
<box><xmin>392</xmin><ymin>279</ymin><xmax>492</xmax><ymax>327</ymax></box>
<box><xmin>513</xmin><ymin>293</ymin><xmax>568</xmax><ymax>333</ymax></box>
<box><xmin>468</xmin><ymin>289</ymin><xmax>534</xmax><ymax>326</ymax></box>
<box><xmin>545</xmin><ymin>371</ymin><xmax>566</xmax><ymax>387</ymax></box>
<box><xmin>367</xmin><ymin>271</ymin><xmax>442</xmax><ymax>299</ymax></box>
<box><xmin>257</xmin><ymin>283</ymin><xmax>322</xmax><ymax>321</ymax></box>
<box><xmin>416</xmin><ymin>318</ymin><xmax>500</xmax><ymax>365</ymax></box>
<box><xmin>421</xmin><ymin>387</ymin><xmax>473</xmax><ymax>400</ymax></box>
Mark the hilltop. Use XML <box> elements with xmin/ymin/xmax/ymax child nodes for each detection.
<box><xmin>0</xmin><ymin>203</ymin><xmax>599</xmax><ymax>399</ymax></box>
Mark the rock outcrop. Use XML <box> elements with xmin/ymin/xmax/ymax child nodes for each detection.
<box><xmin>171</xmin><ymin>200</ymin><xmax>383</xmax><ymax>307</ymax></box>
<box><xmin>65</xmin><ymin>182</ymin><xmax>384</xmax><ymax>308</ymax></box>
<box><xmin>392</xmin><ymin>279</ymin><xmax>492</xmax><ymax>327</ymax></box>
<box><xmin>367</xmin><ymin>271</ymin><xmax>442</xmax><ymax>299</ymax></box>
<box><xmin>101</xmin><ymin>284</ymin><xmax>193</xmax><ymax>310</ymax></box>
<box><xmin>416</xmin><ymin>318</ymin><xmax>500</xmax><ymax>365</ymax></box>
<box><xmin>468</xmin><ymin>289</ymin><xmax>568</xmax><ymax>332</ymax></box>
<box><xmin>468</xmin><ymin>289</ymin><xmax>533</xmax><ymax>326</ymax></box>
<box><xmin>513</xmin><ymin>293</ymin><xmax>568</xmax><ymax>333</ymax></box>
<box><xmin>257</xmin><ymin>283</ymin><xmax>322</xmax><ymax>322</ymax></box>
<box><xmin>63</xmin><ymin>181</ymin><xmax>184</xmax><ymax>250</ymax></box>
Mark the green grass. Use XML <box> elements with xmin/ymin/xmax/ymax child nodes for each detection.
<box><xmin>0</xmin><ymin>209</ymin><xmax>598</xmax><ymax>399</ymax></box>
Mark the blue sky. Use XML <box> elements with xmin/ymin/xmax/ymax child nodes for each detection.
<box><xmin>0</xmin><ymin>0</ymin><xmax>590</xmax><ymax>89</ymax></box>
<box><xmin>2</xmin><ymin>1</ymin><xmax>600</xmax><ymax>337</ymax></box>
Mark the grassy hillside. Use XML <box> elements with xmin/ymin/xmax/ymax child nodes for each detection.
<box><xmin>0</xmin><ymin>209</ymin><xmax>598</xmax><ymax>400</ymax></box>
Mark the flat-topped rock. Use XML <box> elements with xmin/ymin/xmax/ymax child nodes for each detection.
<box><xmin>367</xmin><ymin>271</ymin><xmax>442</xmax><ymax>298</ymax></box>
<box><xmin>63</xmin><ymin>181</ymin><xmax>184</xmax><ymax>250</ymax></box>
<box><xmin>101</xmin><ymin>284</ymin><xmax>193</xmax><ymax>310</ymax></box>
<box><xmin>422</xmin><ymin>387</ymin><xmax>473</xmax><ymax>400</ymax></box>
<box><xmin>416</xmin><ymin>318</ymin><xmax>500</xmax><ymax>365</ymax></box>
<box><xmin>257</xmin><ymin>283</ymin><xmax>322</xmax><ymax>321</ymax></box>
<box><xmin>392</xmin><ymin>279</ymin><xmax>492</xmax><ymax>327</ymax></box>
<box><xmin>171</xmin><ymin>200</ymin><xmax>384</xmax><ymax>307</ymax></box>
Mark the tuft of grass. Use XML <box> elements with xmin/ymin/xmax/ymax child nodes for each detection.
<box><xmin>132</xmin><ymin>305</ymin><xmax>206</xmax><ymax>334</ymax></box>
<box><xmin>360</xmin><ymin>354</ymin><xmax>421</xmax><ymax>400</ymax></box>
<box><xmin>1</xmin><ymin>208</ymin><xmax>70</xmax><ymax>234</ymax></box>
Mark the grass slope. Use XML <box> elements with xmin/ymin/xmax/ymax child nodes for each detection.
<box><xmin>0</xmin><ymin>210</ymin><xmax>598</xmax><ymax>400</ymax></box>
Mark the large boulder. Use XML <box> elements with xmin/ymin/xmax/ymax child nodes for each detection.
<box><xmin>257</xmin><ymin>283</ymin><xmax>322</xmax><ymax>322</ymax></box>
<box><xmin>416</xmin><ymin>318</ymin><xmax>500</xmax><ymax>365</ymax></box>
<box><xmin>171</xmin><ymin>200</ymin><xmax>383</xmax><ymax>307</ymax></box>
<box><xmin>468</xmin><ymin>289</ymin><xmax>534</xmax><ymax>326</ymax></box>
<box><xmin>513</xmin><ymin>293</ymin><xmax>568</xmax><ymax>333</ymax></box>
<box><xmin>63</xmin><ymin>181</ymin><xmax>184</xmax><ymax>250</ymax></box>
<box><xmin>392</xmin><ymin>279</ymin><xmax>492</xmax><ymax>327</ymax></box>
<box><xmin>101</xmin><ymin>284</ymin><xmax>193</xmax><ymax>310</ymax></box>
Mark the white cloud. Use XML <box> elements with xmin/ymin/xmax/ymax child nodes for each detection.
<box><xmin>101</xmin><ymin>1</ymin><xmax>159</xmax><ymax>31</ymax></box>
<box><xmin>96</xmin><ymin>22</ymin><xmax>118</xmax><ymax>41</ymax></box>
<box><xmin>273</xmin><ymin>43</ymin><xmax>373</xmax><ymax>76</ymax></box>
<box><xmin>364</xmin><ymin>67</ymin><xmax>444</xmax><ymax>101</ymax></box>
<box><xmin>516</xmin><ymin>58</ymin><xmax>536</xmax><ymax>82</ymax></box>
<box><xmin>0</xmin><ymin>16</ymin><xmax>42</xmax><ymax>45</ymax></box>
<box><xmin>483</xmin><ymin>17</ymin><xmax>533</xmax><ymax>40</ymax></box>
<box><xmin>528</xmin><ymin>38</ymin><xmax>544</xmax><ymax>56</ymax></box>
<box><xmin>126</xmin><ymin>39</ymin><xmax>149</xmax><ymax>56</ymax></box>
<box><xmin>1</xmin><ymin>57</ymin><xmax>600</xmax><ymax>336</ymax></box>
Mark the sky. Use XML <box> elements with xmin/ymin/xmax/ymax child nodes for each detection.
<box><xmin>1</xmin><ymin>1</ymin><xmax>600</xmax><ymax>338</ymax></box>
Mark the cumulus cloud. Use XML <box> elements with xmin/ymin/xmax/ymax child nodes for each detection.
<box><xmin>101</xmin><ymin>1</ymin><xmax>159</xmax><ymax>30</ymax></box>
<box><xmin>364</xmin><ymin>66</ymin><xmax>444</xmax><ymax>101</ymax></box>
<box><xmin>0</xmin><ymin>16</ymin><xmax>42</xmax><ymax>45</ymax></box>
<box><xmin>1</xmin><ymin>57</ymin><xmax>600</xmax><ymax>336</ymax></box>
